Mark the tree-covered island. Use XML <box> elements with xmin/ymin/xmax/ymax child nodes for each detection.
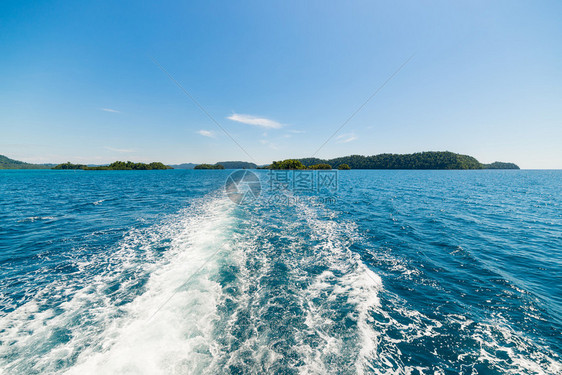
<box><xmin>194</xmin><ymin>164</ymin><xmax>225</xmax><ymax>169</ymax></box>
<box><xmin>288</xmin><ymin>151</ymin><xmax>520</xmax><ymax>170</ymax></box>
<box><xmin>268</xmin><ymin>160</ymin><xmax>334</xmax><ymax>170</ymax></box>
<box><xmin>52</xmin><ymin>161</ymin><xmax>172</xmax><ymax>170</ymax></box>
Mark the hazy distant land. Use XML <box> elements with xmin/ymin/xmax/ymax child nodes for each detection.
<box><xmin>0</xmin><ymin>155</ymin><xmax>53</xmax><ymax>169</ymax></box>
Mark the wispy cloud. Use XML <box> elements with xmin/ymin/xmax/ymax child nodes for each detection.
<box><xmin>104</xmin><ymin>146</ymin><xmax>135</xmax><ymax>153</ymax></box>
<box><xmin>284</xmin><ymin>129</ymin><xmax>306</xmax><ymax>138</ymax></box>
<box><xmin>196</xmin><ymin>130</ymin><xmax>216</xmax><ymax>138</ymax></box>
<box><xmin>227</xmin><ymin>113</ymin><xmax>283</xmax><ymax>129</ymax></box>
<box><xmin>259</xmin><ymin>139</ymin><xmax>279</xmax><ymax>150</ymax></box>
<box><xmin>101</xmin><ymin>108</ymin><xmax>120</xmax><ymax>113</ymax></box>
<box><xmin>336</xmin><ymin>132</ymin><xmax>358</xmax><ymax>143</ymax></box>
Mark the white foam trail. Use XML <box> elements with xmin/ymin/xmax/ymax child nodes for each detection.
<box><xmin>65</xmin><ymin>197</ymin><xmax>234</xmax><ymax>374</ymax></box>
<box><xmin>293</xmin><ymin>201</ymin><xmax>383</xmax><ymax>374</ymax></box>
<box><xmin>289</xmin><ymin>199</ymin><xmax>562</xmax><ymax>374</ymax></box>
<box><xmin>0</xmin><ymin>194</ymin><xmax>236</xmax><ymax>375</ymax></box>
<box><xmin>470</xmin><ymin>318</ymin><xmax>562</xmax><ymax>375</ymax></box>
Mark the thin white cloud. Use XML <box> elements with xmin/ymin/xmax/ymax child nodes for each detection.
<box><xmin>227</xmin><ymin>113</ymin><xmax>283</xmax><ymax>129</ymax></box>
<box><xmin>197</xmin><ymin>130</ymin><xmax>216</xmax><ymax>138</ymax></box>
<box><xmin>259</xmin><ymin>139</ymin><xmax>279</xmax><ymax>150</ymax></box>
<box><xmin>337</xmin><ymin>132</ymin><xmax>358</xmax><ymax>143</ymax></box>
<box><xmin>285</xmin><ymin>129</ymin><xmax>306</xmax><ymax>138</ymax></box>
<box><xmin>104</xmin><ymin>146</ymin><xmax>135</xmax><ymax>153</ymax></box>
<box><xmin>101</xmin><ymin>108</ymin><xmax>120</xmax><ymax>113</ymax></box>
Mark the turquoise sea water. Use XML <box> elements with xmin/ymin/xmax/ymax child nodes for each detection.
<box><xmin>0</xmin><ymin>169</ymin><xmax>561</xmax><ymax>374</ymax></box>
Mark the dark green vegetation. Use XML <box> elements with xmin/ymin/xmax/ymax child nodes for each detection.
<box><xmin>269</xmin><ymin>160</ymin><xmax>306</xmax><ymax>170</ymax></box>
<box><xmin>89</xmin><ymin>161</ymin><xmax>172</xmax><ymax>170</ymax></box>
<box><xmin>194</xmin><ymin>164</ymin><xmax>225</xmax><ymax>170</ymax></box>
<box><xmin>308</xmin><ymin>163</ymin><xmax>332</xmax><ymax>170</ymax></box>
<box><xmin>269</xmin><ymin>160</ymin><xmax>333</xmax><ymax>170</ymax></box>
<box><xmin>52</xmin><ymin>161</ymin><xmax>172</xmax><ymax>170</ymax></box>
<box><xmin>52</xmin><ymin>162</ymin><xmax>87</xmax><ymax>170</ymax></box>
<box><xmin>338</xmin><ymin>164</ymin><xmax>351</xmax><ymax>170</ymax></box>
<box><xmin>298</xmin><ymin>152</ymin><xmax>519</xmax><ymax>170</ymax></box>
<box><xmin>216</xmin><ymin>161</ymin><xmax>257</xmax><ymax>169</ymax></box>
<box><xmin>0</xmin><ymin>154</ymin><xmax>51</xmax><ymax>169</ymax></box>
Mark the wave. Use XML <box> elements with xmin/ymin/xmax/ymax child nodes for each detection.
<box><xmin>17</xmin><ymin>216</ymin><xmax>56</xmax><ymax>223</ymax></box>
<box><xmin>195</xmin><ymin>197</ymin><xmax>384</xmax><ymax>374</ymax></box>
<box><xmin>0</xmin><ymin>194</ymin><xmax>236</xmax><ymax>374</ymax></box>
<box><xmin>2</xmin><ymin>190</ymin><xmax>560</xmax><ymax>374</ymax></box>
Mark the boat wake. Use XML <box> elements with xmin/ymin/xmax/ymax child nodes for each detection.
<box><xmin>1</xmin><ymin>191</ymin><xmax>560</xmax><ymax>374</ymax></box>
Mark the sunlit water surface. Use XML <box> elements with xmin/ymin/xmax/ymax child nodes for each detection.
<box><xmin>0</xmin><ymin>169</ymin><xmax>560</xmax><ymax>374</ymax></box>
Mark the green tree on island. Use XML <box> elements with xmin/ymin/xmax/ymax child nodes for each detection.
<box><xmin>269</xmin><ymin>160</ymin><xmax>307</xmax><ymax>170</ymax></box>
<box><xmin>52</xmin><ymin>162</ymin><xmax>87</xmax><ymax>170</ymax></box>
<box><xmin>308</xmin><ymin>163</ymin><xmax>332</xmax><ymax>170</ymax></box>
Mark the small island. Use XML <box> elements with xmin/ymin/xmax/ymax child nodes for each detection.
<box><xmin>52</xmin><ymin>161</ymin><xmax>172</xmax><ymax>170</ymax></box>
<box><xmin>194</xmin><ymin>164</ymin><xmax>225</xmax><ymax>170</ymax></box>
<box><xmin>483</xmin><ymin>162</ymin><xmax>519</xmax><ymax>169</ymax></box>
<box><xmin>215</xmin><ymin>161</ymin><xmax>256</xmax><ymax>169</ymax></box>
<box><xmin>269</xmin><ymin>160</ymin><xmax>334</xmax><ymax>170</ymax></box>
<box><xmin>193</xmin><ymin>161</ymin><xmax>256</xmax><ymax>169</ymax></box>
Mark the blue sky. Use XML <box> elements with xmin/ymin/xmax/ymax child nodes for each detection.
<box><xmin>1</xmin><ymin>1</ymin><xmax>561</xmax><ymax>168</ymax></box>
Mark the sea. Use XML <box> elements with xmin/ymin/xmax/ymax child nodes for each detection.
<box><xmin>0</xmin><ymin>169</ymin><xmax>560</xmax><ymax>374</ymax></box>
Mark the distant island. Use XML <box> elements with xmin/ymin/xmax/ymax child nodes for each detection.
<box><xmin>484</xmin><ymin>161</ymin><xmax>520</xmax><ymax>169</ymax></box>
<box><xmin>194</xmin><ymin>164</ymin><xmax>225</xmax><ymax>170</ymax></box>
<box><xmin>173</xmin><ymin>161</ymin><xmax>257</xmax><ymax>169</ymax></box>
<box><xmin>193</xmin><ymin>161</ymin><xmax>257</xmax><ymax>170</ymax></box>
<box><xmin>289</xmin><ymin>151</ymin><xmax>519</xmax><ymax>170</ymax></box>
<box><xmin>269</xmin><ymin>160</ymin><xmax>334</xmax><ymax>170</ymax></box>
<box><xmin>169</xmin><ymin>163</ymin><xmax>198</xmax><ymax>169</ymax></box>
<box><xmin>52</xmin><ymin>161</ymin><xmax>172</xmax><ymax>170</ymax></box>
